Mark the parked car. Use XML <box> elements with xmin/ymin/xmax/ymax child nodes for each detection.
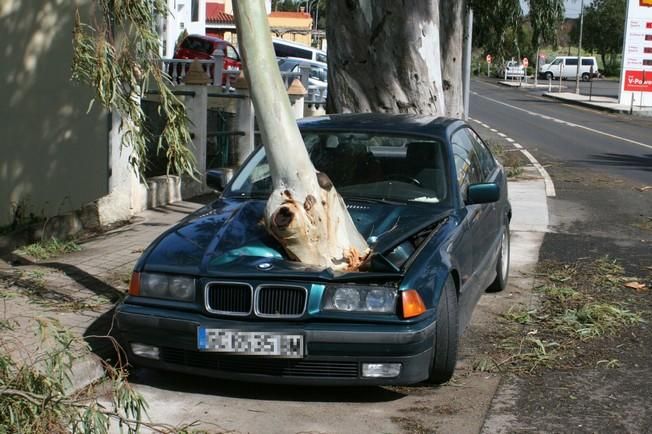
<box><xmin>278</xmin><ymin>57</ymin><xmax>328</xmax><ymax>98</ymax></box>
<box><xmin>497</xmin><ymin>60</ymin><xmax>525</xmax><ymax>79</ymax></box>
<box><xmin>116</xmin><ymin>114</ymin><xmax>511</xmax><ymax>386</ymax></box>
<box><xmin>273</xmin><ymin>38</ymin><xmax>327</xmax><ymax>64</ymax></box>
<box><xmin>173</xmin><ymin>34</ymin><xmax>241</xmax><ymax>71</ymax></box>
<box><xmin>538</xmin><ymin>56</ymin><xmax>599</xmax><ymax>81</ymax></box>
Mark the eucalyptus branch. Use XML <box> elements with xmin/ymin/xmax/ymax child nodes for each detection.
<box><xmin>71</xmin><ymin>1</ymin><xmax>197</xmax><ymax>180</ymax></box>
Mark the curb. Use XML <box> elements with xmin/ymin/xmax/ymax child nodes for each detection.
<box><xmin>541</xmin><ymin>92</ymin><xmax>629</xmax><ymax>114</ymax></box>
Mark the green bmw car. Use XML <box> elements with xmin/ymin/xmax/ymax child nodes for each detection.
<box><xmin>116</xmin><ymin>113</ymin><xmax>511</xmax><ymax>385</ymax></box>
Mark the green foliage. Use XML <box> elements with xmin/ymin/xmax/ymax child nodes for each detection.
<box><xmin>528</xmin><ymin>0</ymin><xmax>565</xmax><ymax>48</ymax></box>
<box><xmin>18</xmin><ymin>238</ymin><xmax>82</xmax><ymax>260</ymax></box>
<box><xmin>71</xmin><ymin>2</ymin><xmax>197</xmax><ymax>180</ymax></box>
<box><xmin>572</xmin><ymin>0</ymin><xmax>625</xmax><ymax>76</ymax></box>
<box><xmin>470</xmin><ymin>0</ymin><xmax>522</xmax><ymax>62</ymax></box>
<box><xmin>0</xmin><ymin>320</ymin><xmax>147</xmax><ymax>433</ymax></box>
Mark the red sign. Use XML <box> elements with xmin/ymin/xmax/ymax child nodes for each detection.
<box><xmin>647</xmin><ymin>22</ymin><xmax>652</xmax><ymax>29</ymax></box>
<box><xmin>522</xmin><ymin>57</ymin><xmax>529</xmax><ymax>67</ymax></box>
<box><xmin>486</xmin><ymin>54</ymin><xmax>493</xmax><ymax>64</ymax></box>
<box><xmin>624</xmin><ymin>70</ymin><xmax>652</xmax><ymax>91</ymax></box>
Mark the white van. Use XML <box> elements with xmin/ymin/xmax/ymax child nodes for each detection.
<box><xmin>272</xmin><ymin>39</ymin><xmax>327</xmax><ymax>64</ymax></box>
<box><xmin>539</xmin><ymin>56</ymin><xmax>599</xmax><ymax>81</ymax></box>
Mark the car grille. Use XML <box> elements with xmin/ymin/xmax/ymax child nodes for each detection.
<box><xmin>159</xmin><ymin>348</ymin><xmax>360</xmax><ymax>378</ymax></box>
<box><xmin>256</xmin><ymin>285</ymin><xmax>307</xmax><ymax>317</ymax></box>
<box><xmin>205</xmin><ymin>282</ymin><xmax>252</xmax><ymax>315</ymax></box>
<box><xmin>205</xmin><ymin>283</ymin><xmax>308</xmax><ymax>318</ymax></box>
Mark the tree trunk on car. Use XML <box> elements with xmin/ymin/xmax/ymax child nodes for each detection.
<box><xmin>326</xmin><ymin>0</ymin><xmax>446</xmax><ymax>116</ymax></box>
<box><xmin>233</xmin><ymin>1</ymin><xmax>369</xmax><ymax>271</ymax></box>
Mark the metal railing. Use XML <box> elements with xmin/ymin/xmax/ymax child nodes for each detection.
<box><xmin>160</xmin><ymin>53</ymin><xmax>327</xmax><ymax>102</ymax></box>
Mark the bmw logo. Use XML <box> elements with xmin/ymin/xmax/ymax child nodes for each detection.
<box><xmin>257</xmin><ymin>262</ymin><xmax>273</xmax><ymax>270</ymax></box>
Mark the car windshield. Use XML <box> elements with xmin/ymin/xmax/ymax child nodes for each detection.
<box><xmin>227</xmin><ymin>132</ymin><xmax>450</xmax><ymax>205</ymax></box>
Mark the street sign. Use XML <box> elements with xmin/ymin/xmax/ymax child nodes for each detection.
<box><xmin>486</xmin><ymin>54</ymin><xmax>493</xmax><ymax>64</ymax></box>
<box><xmin>523</xmin><ymin>57</ymin><xmax>529</xmax><ymax>67</ymax></box>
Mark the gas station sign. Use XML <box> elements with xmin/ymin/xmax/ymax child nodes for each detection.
<box><xmin>619</xmin><ymin>0</ymin><xmax>652</xmax><ymax>106</ymax></box>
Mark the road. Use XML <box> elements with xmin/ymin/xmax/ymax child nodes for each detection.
<box><xmin>471</xmin><ymin>79</ymin><xmax>652</xmax><ymax>432</ymax></box>
<box><xmin>470</xmin><ymin>79</ymin><xmax>652</xmax><ymax>187</ymax></box>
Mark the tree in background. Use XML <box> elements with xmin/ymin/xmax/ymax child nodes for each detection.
<box><xmin>529</xmin><ymin>0</ymin><xmax>565</xmax><ymax>83</ymax></box>
<box><xmin>326</xmin><ymin>1</ymin><xmax>451</xmax><ymax>116</ymax></box>
<box><xmin>470</xmin><ymin>0</ymin><xmax>522</xmax><ymax>63</ymax></box>
<box><xmin>573</xmin><ymin>0</ymin><xmax>625</xmax><ymax>76</ymax></box>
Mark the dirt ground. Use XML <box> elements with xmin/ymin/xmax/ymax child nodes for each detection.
<box><xmin>481</xmin><ymin>164</ymin><xmax>652</xmax><ymax>433</ymax></box>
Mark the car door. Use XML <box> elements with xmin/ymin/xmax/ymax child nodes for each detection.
<box><xmin>450</xmin><ymin>129</ymin><xmax>483</xmax><ymax>284</ymax></box>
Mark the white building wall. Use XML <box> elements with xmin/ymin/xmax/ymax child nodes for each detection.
<box><xmin>163</xmin><ymin>0</ymin><xmax>207</xmax><ymax>58</ymax></box>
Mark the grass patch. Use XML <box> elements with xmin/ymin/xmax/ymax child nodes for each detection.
<box><xmin>18</xmin><ymin>238</ymin><xmax>82</xmax><ymax>260</ymax></box>
<box><xmin>474</xmin><ymin>256</ymin><xmax>647</xmax><ymax>375</ymax></box>
<box><xmin>486</xmin><ymin>140</ymin><xmax>526</xmax><ymax>178</ymax></box>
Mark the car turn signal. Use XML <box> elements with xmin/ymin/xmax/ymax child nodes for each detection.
<box><xmin>128</xmin><ymin>272</ymin><xmax>141</xmax><ymax>296</ymax></box>
<box><xmin>401</xmin><ymin>290</ymin><xmax>426</xmax><ymax>319</ymax></box>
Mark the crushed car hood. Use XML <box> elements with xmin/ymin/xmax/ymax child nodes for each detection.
<box><xmin>142</xmin><ymin>197</ymin><xmax>448</xmax><ymax>280</ymax></box>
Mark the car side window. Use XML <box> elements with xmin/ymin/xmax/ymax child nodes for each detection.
<box><xmin>465</xmin><ymin>129</ymin><xmax>496</xmax><ymax>179</ymax></box>
<box><xmin>226</xmin><ymin>45</ymin><xmax>239</xmax><ymax>61</ymax></box>
<box><xmin>565</xmin><ymin>58</ymin><xmax>578</xmax><ymax>66</ymax></box>
<box><xmin>451</xmin><ymin>129</ymin><xmax>483</xmax><ymax>200</ymax></box>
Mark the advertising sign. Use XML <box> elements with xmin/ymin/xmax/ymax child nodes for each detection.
<box><xmin>619</xmin><ymin>0</ymin><xmax>652</xmax><ymax>105</ymax></box>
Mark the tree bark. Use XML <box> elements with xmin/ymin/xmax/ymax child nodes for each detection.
<box><xmin>326</xmin><ymin>0</ymin><xmax>445</xmax><ymax>115</ymax></box>
<box><xmin>439</xmin><ymin>0</ymin><xmax>465</xmax><ymax>118</ymax></box>
<box><xmin>232</xmin><ymin>1</ymin><xmax>369</xmax><ymax>271</ymax></box>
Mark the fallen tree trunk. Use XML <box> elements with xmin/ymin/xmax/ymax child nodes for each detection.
<box><xmin>232</xmin><ymin>1</ymin><xmax>369</xmax><ymax>271</ymax></box>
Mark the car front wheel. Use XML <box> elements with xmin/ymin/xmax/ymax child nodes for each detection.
<box><xmin>426</xmin><ymin>275</ymin><xmax>459</xmax><ymax>385</ymax></box>
<box><xmin>487</xmin><ymin>226</ymin><xmax>510</xmax><ymax>292</ymax></box>
<box><xmin>544</xmin><ymin>72</ymin><xmax>554</xmax><ymax>81</ymax></box>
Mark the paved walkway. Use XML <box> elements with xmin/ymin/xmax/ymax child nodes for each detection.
<box><xmin>497</xmin><ymin>79</ymin><xmax>652</xmax><ymax>116</ymax></box>
<box><xmin>0</xmin><ymin>199</ymin><xmax>206</xmax><ymax>390</ymax></box>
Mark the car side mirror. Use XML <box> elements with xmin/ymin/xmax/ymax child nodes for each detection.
<box><xmin>466</xmin><ymin>182</ymin><xmax>500</xmax><ymax>205</ymax></box>
<box><xmin>206</xmin><ymin>169</ymin><xmax>228</xmax><ymax>191</ymax></box>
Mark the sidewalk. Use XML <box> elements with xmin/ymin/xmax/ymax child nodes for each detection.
<box><xmin>495</xmin><ymin>77</ymin><xmax>652</xmax><ymax>116</ymax></box>
<box><xmin>0</xmin><ymin>199</ymin><xmax>206</xmax><ymax>391</ymax></box>
<box><xmin>542</xmin><ymin>91</ymin><xmax>652</xmax><ymax>116</ymax></box>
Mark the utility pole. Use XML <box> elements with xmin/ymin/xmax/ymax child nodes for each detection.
<box><xmin>462</xmin><ymin>7</ymin><xmax>473</xmax><ymax>119</ymax></box>
<box><xmin>574</xmin><ymin>0</ymin><xmax>585</xmax><ymax>94</ymax></box>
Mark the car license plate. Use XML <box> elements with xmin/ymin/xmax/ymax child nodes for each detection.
<box><xmin>197</xmin><ymin>327</ymin><xmax>304</xmax><ymax>358</ymax></box>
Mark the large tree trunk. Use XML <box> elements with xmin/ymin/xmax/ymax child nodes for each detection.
<box><xmin>439</xmin><ymin>0</ymin><xmax>465</xmax><ymax>118</ymax></box>
<box><xmin>326</xmin><ymin>0</ymin><xmax>445</xmax><ymax>115</ymax></box>
<box><xmin>232</xmin><ymin>1</ymin><xmax>369</xmax><ymax>271</ymax></box>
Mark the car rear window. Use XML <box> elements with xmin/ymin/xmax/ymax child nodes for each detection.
<box><xmin>181</xmin><ymin>37</ymin><xmax>215</xmax><ymax>55</ymax></box>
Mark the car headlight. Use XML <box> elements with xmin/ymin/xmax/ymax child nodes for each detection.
<box><xmin>322</xmin><ymin>286</ymin><xmax>397</xmax><ymax>314</ymax></box>
<box><xmin>136</xmin><ymin>272</ymin><xmax>195</xmax><ymax>302</ymax></box>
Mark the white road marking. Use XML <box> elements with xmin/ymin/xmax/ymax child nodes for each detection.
<box><xmin>471</xmin><ymin>91</ymin><xmax>652</xmax><ymax>150</ymax></box>
<box><xmin>468</xmin><ymin>117</ymin><xmax>556</xmax><ymax>197</ymax></box>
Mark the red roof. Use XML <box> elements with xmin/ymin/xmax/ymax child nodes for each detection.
<box><xmin>206</xmin><ymin>4</ymin><xmax>234</xmax><ymax>24</ymax></box>
<box><xmin>269</xmin><ymin>11</ymin><xmax>311</xmax><ymax>19</ymax></box>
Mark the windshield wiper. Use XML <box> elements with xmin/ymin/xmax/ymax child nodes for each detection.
<box><xmin>343</xmin><ymin>196</ymin><xmax>405</xmax><ymax>205</ymax></box>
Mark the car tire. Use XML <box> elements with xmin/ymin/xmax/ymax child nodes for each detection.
<box><xmin>487</xmin><ymin>226</ymin><xmax>510</xmax><ymax>292</ymax></box>
<box><xmin>426</xmin><ymin>275</ymin><xmax>459</xmax><ymax>385</ymax></box>
<box><xmin>544</xmin><ymin>72</ymin><xmax>554</xmax><ymax>81</ymax></box>
<box><xmin>581</xmin><ymin>72</ymin><xmax>590</xmax><ymax>82</ymax></box>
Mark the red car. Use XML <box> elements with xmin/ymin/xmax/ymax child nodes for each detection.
<box><xmin>171</xmin><ymin>35</ymin><xmax>241</xmax><ymax>83</ymax></box>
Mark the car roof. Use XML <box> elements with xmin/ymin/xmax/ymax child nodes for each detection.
<box><xmin>297</xmin><ymin>113</ymin><xmax>463</xmax><ymax>139</ymax></box>
<box><xmin>186</xmin><ymin>34</ymin><xmax>228</xmax><ymax>44</ymax></box>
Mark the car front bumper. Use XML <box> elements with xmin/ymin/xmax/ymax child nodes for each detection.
<box><xmin>116</xmin><ymin>303</ymin><xmax>436</xmax><ymax>385</ymax></box>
